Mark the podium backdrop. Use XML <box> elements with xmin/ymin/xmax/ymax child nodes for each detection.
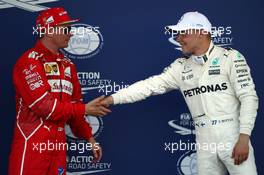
<box><xmin>1</xmin><ymin>0</ymin><xmax>263</xmax><ymax>174</ymax></box>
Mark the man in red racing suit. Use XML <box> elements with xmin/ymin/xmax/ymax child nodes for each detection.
<box><xmin>8</xmin><ymin>7</ymin><xmax>110</xmax><ymax>175</ymax></box>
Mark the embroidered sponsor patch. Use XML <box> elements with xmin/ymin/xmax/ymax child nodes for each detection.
<box><xmin>64</xmin><ymin>67</ymin><xmax>71</xmax><ymax>78</ymax></box>
<box><xmin>58</xmin><ymin>167</ymin><xmax>64</xmax><ymax>175</ymax></box>
<box><xmin>23</xmin><ymin>65</ymin><xmax>44</xmax><ymax>90</ymax></box>
<box><xmin>48</xmin><ymin>79</ymin><xmax>73</xmax><ymax>95</ymax></box>
<box><xmin>209</xmin><ymin>69</ymin><xmax>220</xmax><ymax>75</ymax></box>
<box><xmin>44</xmin><ymin>62</ymin><xmax>60</xmax><ymax>76</ymax></box>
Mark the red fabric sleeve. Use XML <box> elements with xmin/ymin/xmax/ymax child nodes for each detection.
<box><xmin>67</xmin><ymin>63</ymin><xmax>93</xmax><ymax>140</ymax></box>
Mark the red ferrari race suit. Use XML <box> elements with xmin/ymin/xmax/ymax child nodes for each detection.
<box><xmin>9</xmin><ymin>40</ymin><xmax>92</xmax><ymax>175</ymax></box>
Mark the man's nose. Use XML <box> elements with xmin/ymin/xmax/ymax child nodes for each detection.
<box><xmin>176</xmin><ymin>34</ymin><xmax>181</xmax><ymax>42</ymax></box>
<box><xmin>68</xmin><ymin>32</ymin><xmax>73</xmax><ymax>37</ymax></box>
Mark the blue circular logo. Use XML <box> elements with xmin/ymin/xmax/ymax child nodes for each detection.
<box><xmin>177</xmin><ymin>150</ymin><xmax>198</xmax><ymax>175</ymax></box>
<box><xmin>65</xmin><ymin>116</ymin><xmax>104</xmax><ymax>139</ymax></box>
<box><xmin>61</xmin><ymin>23</ymin><xmax>104</xmax><ymax>59</ymax></box>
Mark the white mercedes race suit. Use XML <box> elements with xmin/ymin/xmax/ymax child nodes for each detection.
<box><xmin>111</xmin><ymin>42</ymin><xmax>258</xmax><ymax>175</ymax></box>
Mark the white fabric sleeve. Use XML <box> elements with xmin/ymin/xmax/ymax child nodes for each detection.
<box><xmin>112</xmin><ymin>59</ymin><xmax>182</xmax><ymax>104</ymax></box>
<box><xmin>228</xmin><ymin>50</ymin><xmax>258</xmax><ymax>136</ymax></box>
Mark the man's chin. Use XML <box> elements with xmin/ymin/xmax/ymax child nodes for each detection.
<box><xmin>181</xmin><ymin>49</ymin><xmax>191</xmax><ymax>56</ymax></box>
<box><xmin>61</xmin><ymin>43</ymin><xmax>69</xmax><ymax>49</ymax></box>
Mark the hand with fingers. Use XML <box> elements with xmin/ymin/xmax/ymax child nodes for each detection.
<box><xmin>232</xmin><ymin>133</ymin><xmax>250</xmax><ymax>165</ymax></box>
<box><xmin>85</xmin><ymin>95</ymin><xmax>111</xmax><ymax>117</ymax></box>
<box><xmin>100</xmin><ymin>96</ymin><xmax>114</xmax><ymax>107</ymax></box>
<box><xmin>88</xmin><ymin>137</ymin><xmax>102</xmax><ymax>163</ymax></box>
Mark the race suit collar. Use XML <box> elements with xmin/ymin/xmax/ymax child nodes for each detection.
<box><xmin>35</xmin><ymin>40</ymin><xmax>64</xmax><ymax>61</ymax></box>
<box><xmin>191</xmin><ymin>41</ymin><xmax>214</xmax><ymax>65</ymax></box>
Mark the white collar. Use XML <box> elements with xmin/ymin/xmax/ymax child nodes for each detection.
<box><xmin>191</xmin><ymin>41</ymin><xmax>214</xmax><ymax>65</ymax></box>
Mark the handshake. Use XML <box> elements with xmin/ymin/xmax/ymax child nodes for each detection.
<box><xmin>84</xmin><ymin>95</ymin><xmax>114</xmax><ymax>117</ymax></box>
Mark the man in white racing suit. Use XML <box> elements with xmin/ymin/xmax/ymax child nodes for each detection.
<box><xmin>101</xmin><ymin>11</ymin><xmax>258</xmax><ymax>175</ymax></box>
